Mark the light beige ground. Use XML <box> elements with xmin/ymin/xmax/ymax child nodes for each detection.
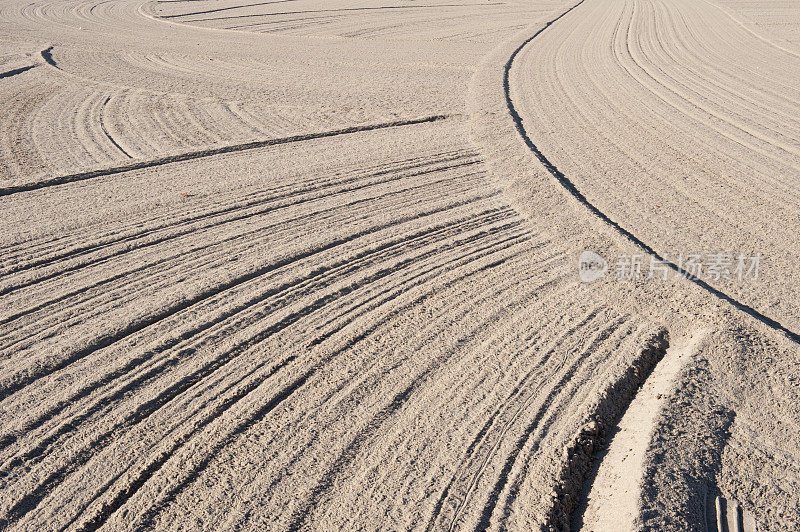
<box><xmin>0</xmin><ymin>0</ymin><xmax>798</xmax><ymax>530</ymax></box>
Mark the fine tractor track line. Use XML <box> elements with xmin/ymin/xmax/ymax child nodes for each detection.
<box><xmin>423</xmin><ymin>306</ymin><xmax>601</xmax><ymax>529</ymax></box>
<box><xmin>0</xmin><ymin>211</ymin><xmax>525</xmax><ymax>528</ymax></box>
<box><xmin>472</xmin><ymin>318</ymin><xmax>641</xmax><ymax>531</ymax></box>
<box><xmin>283</xmin><ymin>270</ymin><xmax>562</xmax><ymax>532</ymax></box>
<box><xmin>158</xmin><ymin>0</ymin><xmax>303</xmax><ymax>19</ymax></box>
<box><xmin>0</xmin><ymin>149</ymin><xmax>472</xmax><ymax>262</ymax></box>
<box><xmin>246</xmin><ymin>248</ymin><xmax>559</xmax><ymax>529</ymax></box>
<box><xmin>698</xmin><ymin>0</ymin><xmax>800</xmax><ymax>60</ymax></box>
<box><xmin>504</xmin><ymin>0</ymin><xmax>800</xmax><ymax>346</ymax></box>
<box><xmin>0</xmin><ymin>170</ymin><xmax>490</xmax><ymax>358</ymax></box>
<box><xmin>0</xmin><ymin>167</ymin><xmax>485</xmax><ymax>341</ymax></box>
<box><xmin>0</xmin><ymin>152</ymin><xmax>479</xmax><ymax>276</ymax></box>
<box><xmin>0</xmin><ymin>208</ymin><xmax>517</xmax><ymax>466</ymax></box>
<box><xmin>0</xmin><ymin>115</ymin><xmax>449</xmax><ymax>197</ymax></box>
<box><xmin>0</xmin><ymin>173</ymin><xmax>490</xmax><ymax>356</ymax></box>
<box><xmin>435</xmin><ymin>308</ymin><xmax>611</xmax><ymax>531</ymax></box>
<box><xmin>1</xmin><ymin>222</ymin><xmax>520</xmax><ymax>496</ymax></box>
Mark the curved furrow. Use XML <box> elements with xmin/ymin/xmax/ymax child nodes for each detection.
<box><xmin>0</xmin><ymin>181</ymin><xmax>499</xmax><ymax>405</ymax></box>
<box><xmin>0</xmin><ymin>174</ymin><xmax>489</xmax><ymax>355</ymax></box>
<box><xmin>0</xmin><ymin>152</ymin><xmax>481</xmax><ymax>327</ymax></box>
<box><xmin>123</xmin><ymin>253</ymin><xmax>566</xmax><ymax>532</ymax></box>
<box><xmin>0</xmin><ymin>150</ymin><xmax>474</xmax><ymax>283</ymax></box>
<box><xmin>506</xmin><ymin>0</ymin><xmax>800</xmax><ymax>341</ymax></box>
<box><xmin>0</xmin><ymin>149</ymin><xmax>468</xmax><ymax>269</ymax></box>
<box><xmin>0</xmin><ymin>206</ymin><xmax>519</xmax><ymax>467</ymax></box>
<box><xmin>1</xmin><ymin>209</ymin><xmax>529</xmax><ymax>529</ymax></box>
<box><xmin>423</xmin><ymin>306</ymin><xmax>609</xmax><ymax>530</ymax></box>
<box><xmin>10</xmin><ymin>219</ymin><xmax>536</xmax><ymax>528</ymax></box>
<box><xmin>10</xmin><ymin>0</ymin><xmax>797</xmax><ymax>529</ymax></box>
<box><xmin>0</xmin><ymin>172</ymin><xmax>494</xmax><ymax>365</ymax></box>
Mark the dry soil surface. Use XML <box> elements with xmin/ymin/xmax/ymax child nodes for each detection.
<box><xmin>1</xmin><ymin>0</ymin><xmax>798</xmax><ymax>530</ymax></box>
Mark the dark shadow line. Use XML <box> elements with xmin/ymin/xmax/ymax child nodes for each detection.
<box><xmin>158</xmin><ymin>0</ymin><xmax>311</xmax><ymax>18</ymax></box>
<box><xmin>40</xmin><ymin>46</ymin><xmax>59</xmax><ymax>69</ymax></box>
<box><xmin>168</xmin><ymin>3</ymin><xmax>502</xmax><ymax>22</ymax></box>
<box><xmin>0</xmin><ymin>65</ymin><xmax>37</xmax><ymax>79</ymax></box>
<box><xmin>502</xmin><ymin>1</ymin><xmax>800</xmax><ymax>345</ymax></box>
<box><xmin>0</xmin><ymin>115</ymin><xmax>449</xmax><ymax>197</ymax></box>
<box><xmin>100</xmin><ymin>96</ymin><xmax>133</xmax><ymax>159</ymax></box>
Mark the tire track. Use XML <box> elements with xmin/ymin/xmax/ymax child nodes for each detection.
<box><xmin>0</xmin><ymin>208</ymin><xmax>516</xmax><ymax>464</ymax></box>
<box><xmin>0</xmin><ymin>188</ymin><xmax>498</xmax><ymax>403</ymax></box>
<box><xmin>62</xmin><ymin>221</ymin><xmax>532</xmax><ymax>532</ymax></box>
<box><xmin>0</xmin><ymin>208</ymin><xmax>524</xmax><ymax>528</ymax></box>
<box><xmin>0</xmin><ymin>170</ymin><xmax>490</xmax><ymax>358</ymax></box>
<box><xmin>0</xmin><ymin>149</ymin><xmax>469</xmax><ymax>262</ymax></box>
<box><xmin>423</xmin><ymin>307</ymin><xmax>606</xmax><ymax>531</ymax></box>
<box><xmin>468</xmin><ymin>317</ymin><xmax>639</xmax><ymax>530</ymax></box>
<box><xmin>0</xmin><ymin>154</ymin><xmax>482</xmax><ymax>318</ymax></box>
<box><xmin>0</xmin><ymin>168</ymin><xmax>483</xmax><ymax>350</ymax></box>
<box><xmin>0</xmin><ymin>115</ymin><xmax>449</xmax><ymax>197</ymax></box>
<box><xmin>150</xmin><ymin>246</ymin><xmax>552</xmax><ymax>532</ymax></box>
<box><xmin>234</xmin><ymin>246</ymin><xmax>567</xmax><ymax>531</ymax></box>
<box><xmin>0</xmin><ymin>164</ymin><xmax>506</xmax><ymax>430</ymax></box>
<box><xmin>171</xmin><ymin>3</ymin><xmax>501</xmax><ymax>23</ymax></box>
<box><xmin>0</xmin><ymin>151</ymin><xmax>477</xmax><ymax>277</ymax></box>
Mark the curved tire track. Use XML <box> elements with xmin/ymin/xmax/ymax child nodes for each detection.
<box><xmin>0</xmin><ymin>115</ymin><xmax>448</xmax><ymax>197</ymax></box>
<box><xmin>502</xmin><ymin>0</ymin><xmax>800</xmax><ymax>346</ymax></box>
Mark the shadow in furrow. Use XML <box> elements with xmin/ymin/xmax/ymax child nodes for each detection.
<box><xmin>469</xmin><ymin>317</ymin><xmax>633</xmax><ymax>531</ymax></box>
<box><xmin>425</xmin><ymin>307</ymin><xmax>607</xmax><ymax>531</ymax></box>
<box><xmin>40</xmin><ymin>47</ymin><xmax>58</xmax><ymax>69</ymax></box>
<box><xmin>0</xmin><ymin>115</ymin><xmax>449</xmax><ymax>197</ymax></box>
<box><xmin>99</xmin><ymin>96</ymin><xmax>132</xmax><ymax>159</ymax></box>
<box><xmin>0</xmin><ymin>65</ymin><xmax>36</xmax><ymax>80</ymax></box>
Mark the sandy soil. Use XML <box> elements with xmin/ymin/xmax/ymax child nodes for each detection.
<box><xmin>1</xmin><ymin>0</ymin><xmax>798</xmax><ymax>530</ymax></box>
